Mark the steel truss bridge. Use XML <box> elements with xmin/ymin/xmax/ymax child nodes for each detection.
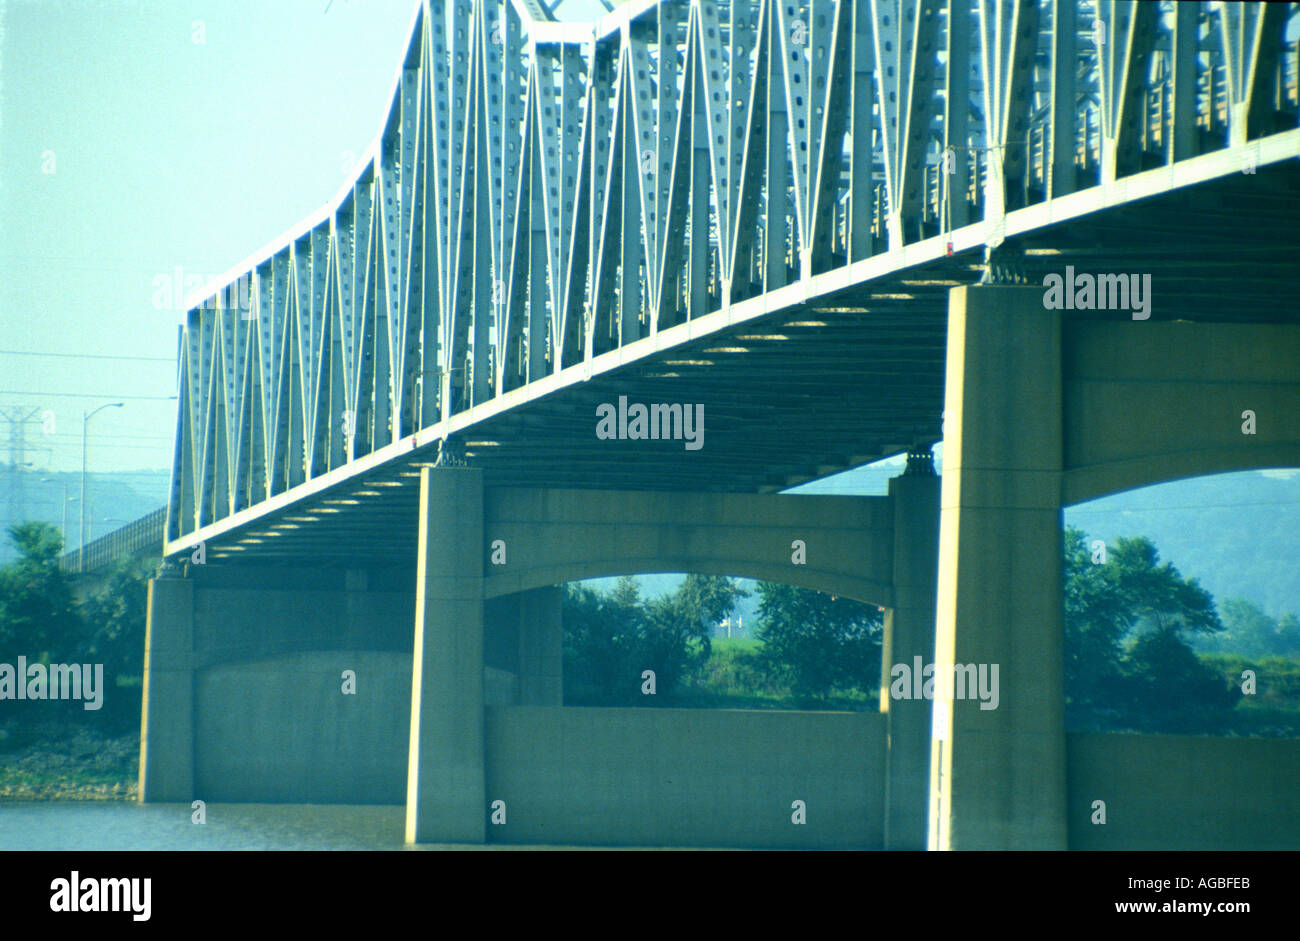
<box><xmin>165</xmin><ymin>0</ymin><xmax>1300</xmax><ymax>564</ymax></box>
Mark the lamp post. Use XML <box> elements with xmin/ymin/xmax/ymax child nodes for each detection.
<box><xmin>81</xmin><ymin>403</ymin><xmax>123</xmax><ymax>572</ymax></box>
<box><xmin>39</xmin><ymin>477</ymin><xmax>74</xmax><ymax>547</ymax></box>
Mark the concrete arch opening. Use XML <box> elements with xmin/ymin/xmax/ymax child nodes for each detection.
<box><xmin>1057</xmin><ymin>467</ymin><xmax>1300</xmax><ymax>849</ymax></box>
<box><xmin>482</xmin><ymin>566</ymin><xmax>892</xmax><ymax>712</ymax></box>
<box><xmin>468</xmin><ymin>564</ymin><xmax>911</xmax><ymax>848</ymax></box>
<box><xmin>536</xmin><ymin>571</ymin><xmax>888</xmax><ymax>712</ymax></box>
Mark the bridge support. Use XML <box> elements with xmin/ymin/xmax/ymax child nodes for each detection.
<box><xmin>406</xmin><ymin>467</ymin><xmax>487</xmax><ymax>844</ymax></box>
<box><xmin>518</xmin><ymin>586</ymin><xmax>563</xmax><ymax>706</ymax></box>
<box><xmin>930</xmin><ymin>285</ymin><xmax>1068</xmax><ymax>850</ymax></box>
<box><xmin>880</xmin><ymin>458</ymin><xmax>940</xmax><ymax>850</ymax></box>
<box><xmin>139</xmin><ymin>577</ymin><xmax>195</xmax><ymax>801</ymax></box>
<box><xmin>484</xmin><ymin>587</ymin><xmax>563</xmax><ymax>706</ymax></box>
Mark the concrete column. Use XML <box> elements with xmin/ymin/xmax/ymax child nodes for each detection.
<box><xmin>518</xmin><ymin>585</ymin><xmax>563</xmax><ymax>706</ymax></box>
<box><xmin>930</xmin><ymin>285</ymin><xmax>1067</xmax><ymax>850</ymax></box>
<box><xmin>880</xmin><ymin>455</ymin><xmax>940</xmax><ymax>849</ymax></box>
<box><xmin>139</xmin><ymin>576</ymin><xmax>194</xmax><ymax>801</ymax></box>
<box><xmin>406</xmin><ymin>467</ymin><xmax>487</xmax><ymax>844</ymax></box>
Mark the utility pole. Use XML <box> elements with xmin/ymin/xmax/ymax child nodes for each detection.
<box><xmin>81</xmin><ymin>403</ymin><xmax>124</xmax><ymax>572</ymax></box>
<box><xmin>1</xmin><ymin>406</ymin><xmax>42</xmax><ymax>533</ymax></box>
<box><xmin>39</xmin><ymin>477</ymin><xmax>72</xmax><ymax>548</ymax></box>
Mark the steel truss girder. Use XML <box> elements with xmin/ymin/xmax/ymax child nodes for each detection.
<box><xmin>167</xmin><ymin>0</ymin><xmax>1300</xmax><ymax>540</ymax></box>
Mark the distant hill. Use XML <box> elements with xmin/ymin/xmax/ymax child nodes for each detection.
<box><xmin>1063</xmin><ymin>468</ymin><xmax>1299</xmax><ymax>623</ymax></box>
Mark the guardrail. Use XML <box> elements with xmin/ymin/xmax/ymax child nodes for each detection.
<box><xmin>59</xmin><ymin>506</ymin><xmax>167</xmax><ymax>575</ymax></box>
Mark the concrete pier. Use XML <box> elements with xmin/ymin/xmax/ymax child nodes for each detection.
<box><xmin>405</xmin><ymin>467</ymin><xmax>487</xmax><ymax>844</ymax></box>
<box><xmin>930</xmin><ymin>286</ymin><xmax>1069</xmax><ymax>850</ymax></box>
<box><xmin>880</xmin><ymin>459</ymin><xmax>940</xmax><ymax>849</ymax></box>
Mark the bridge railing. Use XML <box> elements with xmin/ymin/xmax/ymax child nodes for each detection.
<box><xmin>60</xmin><ymin>506</ymin><xmax>167</xmax><ymax>575</ymax></box>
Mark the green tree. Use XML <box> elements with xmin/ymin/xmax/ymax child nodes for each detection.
<box><xmin>562</xmin><ymin>575</ymin><xmax>747</xmax><ymax>705</ymax></box>
<box><xmin>1200</xmin><ymin>598</ymin><xmax>1300</xmax><ymax>659</ymax></box>
<box><xmin>1124</xmin><ymin>625</ymin><xmax>1240</xmax><ymax>732</ymax></box>
<box><xmin>754</xmin><ymin>582</ymin><xmax>881</xmax><ymax>704</ymax></box>
<box><xmin>643</xmin><ymin>574</ymin><xmax>747</xmax><ymax>696</ymax></box>
<box><xmin>1278</xmin><ymin>614</ymin><xmax>1300</xmax><ymax>656</ymax></box>
<box><xmin>561</xmin><ymin>578</ymin><xmax>647</xmax><ymax>705</ymax></box>
<box><xmin>79</xmin><ymin>557</ymin><xmax>151</xmax><ymax>684</ymax></box>
<box><xmin>0</xmin><ymin>522</ymin><xmax>83</xmax><ymax>662</ymax></box>
<box><xmin>1062</xmin><ymin>528</ymin><xmax>1133</xmax><ymax>726</ymax></box>
<box><xmin>1063</xmin><ymin>527</ymin><xmax>1237</xmax><ymax>732</ymax></box>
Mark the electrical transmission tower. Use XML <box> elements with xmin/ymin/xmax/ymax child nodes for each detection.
<box><xmin>0</xmin><ymin>406</ymin><xmax>43</xmax><ymax>533</ymax></box>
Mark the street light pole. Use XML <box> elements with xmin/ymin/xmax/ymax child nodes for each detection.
<box><xmin>39</xmin><ymin>477</ymin><xmax>71</xmax><ymax>548</ymax></box>
<box><xmin>81</xmin><ymin>403</ymin><xmax>123</xmax><ymax>572</ymax></box>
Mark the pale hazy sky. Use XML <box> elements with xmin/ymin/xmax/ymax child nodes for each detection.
<box><xmin>2</xmin><ymin>0</ymin><xmax>451</xmax><ymax>477</ymax></box>
<box><xmin>0</xmin><ymin>0</ymin><xmax>653</xmax><ymax>483</ymax></box>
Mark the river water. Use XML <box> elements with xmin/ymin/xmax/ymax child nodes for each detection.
<box><xmin>0</xmin><ymin>802</ymin><xmax>408</xmax><ymax>850</ymax></box>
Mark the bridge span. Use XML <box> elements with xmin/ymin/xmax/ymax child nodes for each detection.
<box><xmin>140</xmin><ymin>0</ymin><xmax>1300</xmax><ymax>849</ymax></box>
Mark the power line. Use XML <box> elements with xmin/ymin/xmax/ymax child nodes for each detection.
<box><xmin>18</xmin><ymin>436</ymin><xmax>172</xmax><ymax>441</ymax></box>
<box><xmin>41</xmin><ymin>432</ymin><xmax>175</xmax><ymax>441</ymax></box>
<box><xmin>116</xmin><ymin>426</ymin><xmax>181</xmax><ymax>437</ymax></box>
<box><xmin>0</xmin><ymin>391</ymin><xmax>176</xmax><ymax>400</ymax></box>
<box><xmin>0</xmin><ymin>349</ymin><xmax>173</xmax><ymax>363</ymax></box>
<box><xmin>1069</xmin><ymin>500</ymin><xmax>1300</xmax><ymax>513</ymax></box>
<box><xmin>22</xmin><ymin>442</ymin><xmax>172</xmax><ymax>453</ymax></box>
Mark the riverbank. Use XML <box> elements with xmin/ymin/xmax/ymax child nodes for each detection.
<box><xmin>0</xmin><ymin>723</ymin><xmax>138</xmax><ymax>801</ymax></box>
